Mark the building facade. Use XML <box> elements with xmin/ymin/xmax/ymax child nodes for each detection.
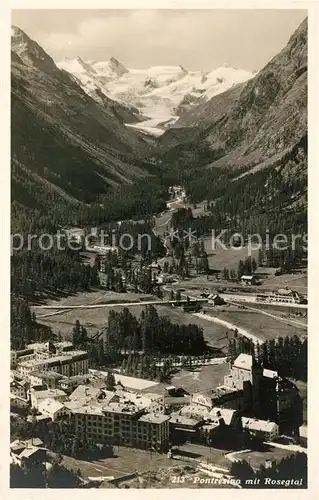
<box><xmin>191</xmin><ymin>386</ymin><xmax>244</xmax><ymax>413</ymax></box>
<box><xmin>16</xmin><ymin>350</ymin><xmax>89</xmax><ymax>378</ymax></box>
<box><xmin>73</xmin><ymin>402</ymin><xmax>169</xmax><ymax>451</ymax></box>
<box><xmin>223</xmin><ymin>354</ymin><xmax>303</xmax><ymax>433</ymax></box>
<box><xmin>37</xmin><ymin>398</ymin><xmax>71</xmax><ymax>421</ymax></box>
<box><xmin>242</xmin><ymin>417</ymin><xmax>279</xmax><ymax>442</ymax></box>
<box><xmin>30</xmin><ymin>388</ymin><xmax>68</xmax><ymax>409</ymax></box>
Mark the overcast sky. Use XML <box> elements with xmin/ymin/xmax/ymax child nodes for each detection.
<box><xmin>11</xmin><ymin>9</ymin><xmax>307</xmax><ymax>71</ymax></box>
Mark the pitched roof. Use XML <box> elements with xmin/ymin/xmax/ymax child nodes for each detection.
<box><xmin>10</xmin><ymin>440</ymin><xmax>25</xmax><ymax>453</ymax></box>
<box><xmin>19</xmin><ymin>447</ymin><xmax>44</xmax><ymax>459</ymax></box>
<box><xmin>64</xmin><ymin>398</ymin><xmax>88</xmax><ymax>411</ymax></box>
<box><xmin>30</xmin><ymin>369</ymin><xmax>63</xmax><ymax>379</ymax></box>
<box><xmin>38</xmin><ymin>398</ymin><xmax>65</xmax><ymax>415</ymax></box>
<box><xmin>25</xmin><ymin>437</ymin><xmax>44</xmax><ymax>447</ymax></box>
<box><xmin>138</xmin><ymin>413</ymin><xmax>170</xmax><ymax>424</ymax></box>
<box><xmin>31</xmin><ymin>388</ymin><xmax>66</xmax><ymax>400</ymax></box>
<box><xmin>242</xmin><ymin>417</ymin><xmax>278</xmax><ymax>433</ymax></box>
<box><xmin>89</xmin><ymin>369</ymin><xmax>159</xmax><ymax>391</ymax></box>
<box><xmin>115</xmin><ymin>390</ymin><xmax>157</xmax><ymax>409</ymax></box>
<box><xmin>17</xmin><ymin>379</ymin><xmax>28</xmax><ymax>386</ymax></box>
<box><xmin>210</xmin><ymin>407</ymin><xmax>236</xmax><ymax>425</ymax></box>
<box><xmin>59</xmin><ymin>374</ymin><xmax>91</xmax><ymax>385</ymax></box>
<box><xmin>263</xmin><ymin>368</ymin><xmax>278</xmax><ymax>379</ymax></box>
<box><xmin>69</xmin><ymin>385</ymin><xmax>103</xmax><ymax>401</ymax></box>
<box><xmin>35</xmin><ymin>414</ymin><xmax>51</xmax><ymax>421</ymax></box>
<box><xmin>233</xmin><ymin>353</ymin><xmax>252</xmax><ymax>370</ymax></box>
<box><xmin>169</xmin><ymin>413</ymin><xmax>199</xmax><ymax>427</ymax></box>
<box><xmin>71</xmin><ymin>401</ymin><xmax>141</xmax><ymax>416</ymax></box>
<box><xmin>11</xmin><ymin>439</ymin><xmax>23</xmax><ymax>447</ymax></box>
<box><xmin>101</xmin><ymin>390</ymin><xmax>117</xmax><ymax>405</ymax></box>
<box><xmin>201</xmin><ymin>422</ymin><xmax>220</xmax><ymax>431</ymax></box>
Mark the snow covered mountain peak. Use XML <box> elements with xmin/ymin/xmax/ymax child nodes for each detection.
<box><xmin>57</xmin><ymin>55</ymin><xmax>254</xmax><ymax>136</ymax></box>
<box><xmin>74</xmin><ymin>56</ymin><xmax>97</xmax><ymax>74</ymax></box>
<box><xmin>108</xmin><ymin>56</ymin><xmax>129</xmax><ymax>76</ymax></box>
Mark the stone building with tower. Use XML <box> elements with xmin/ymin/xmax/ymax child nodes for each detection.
<box><xmin>191</xmin><ymin>353</ymin><xmax>302</xmax><ymax>439</ymax></box>
<box><xmin>222</xmin><ymin>353</ymin><xmax>303</xmax><ymax>436</ymax></box>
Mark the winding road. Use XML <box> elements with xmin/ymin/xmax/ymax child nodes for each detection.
<box><xmin>35</xmin><ymin>193</ymin><xmax>305</xmax><ymax>346</ymax></box>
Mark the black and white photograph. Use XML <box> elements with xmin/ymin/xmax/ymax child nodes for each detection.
<box><xmin>6</xmin><ymin>3</ymin><xmax>312</xmax><ymax>491</ymax></box>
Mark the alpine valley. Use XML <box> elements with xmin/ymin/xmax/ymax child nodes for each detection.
<box><xmin>57</xmin><ymin>56</ymin><xmax>253</xmax><ymax>137</ymax></box>
<box><xmin>11</xmin><ymin>18</ymin><xmax>307</xmax><ymax>235</ymax></box>
<box><xmin>10</xmin><ymin>16</ymin><xmax>309</xmax><ymax>487</ymax></box>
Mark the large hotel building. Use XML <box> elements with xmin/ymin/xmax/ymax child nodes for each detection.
<box><xmin>12</xmin><ymin>341</ymin><xmax>89</xmax><ymax>378</ymax></box>
<box><xmin>73</xmin><ymin>399</ymin><xmax>170</xmax><ymax>451</ymax></box>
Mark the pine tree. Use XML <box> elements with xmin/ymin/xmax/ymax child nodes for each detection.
<box><xmin>106</xmin><ymin>371</ymin><xmax>116</xmax><ymax>391</ymax></box>
<box><xmin>227</xmin><ymin>339</ymin><xmax>237</xmax><ymax>363</ymax></box>
<box><xmin>230</xmin><ymin>460</ymin><xmax>255</xmax><ymax>483</ymax></box>
<box><xmin>230</xmin><ymin>269</ymin><xmax>237</xmax><ymax>280</ymax></box>
<box><xmin>202</xmin><ymin>253</ymin><xmax>209</xmax><ymax>273</ymax></box>
<box><xmin>121</xmin><ymin>358</ymin><xmax>127</xmax><ymax>373</ymax></box>
<box><xmin>97</xmin><ymin>339</ymin><xmax>105</xmax><ymax>366</ymax></box>
<box><xmin>184</xmin><ymin>261</ymin><xmax>190</xmax><ymax>277</ymax></box>
<box><xmin>126</xmin><ymin>354</ymin><xmax>133</xmax><ymax>375</ymax></box>
<box><xmin>223</xmin><ymin>267</ymin><xmax>229</xmax><ymax>280</ymax></box>
<box><xmin>251</xmin><ymin>257</ymin><xmax>257</xmax><ymax>273</ymax></box>
<box><xmin>258</xmin><ymin>249</ymin><xmax>264</xmax><ymax>267</ymax></box>
<box><xmin>71</xmin><ymin>437</ymin><xmax>80</xmax><ymax>457</ymax></box>
<box><xmin>237</xmin><ymin>260</ymin><xmax>245</xmax><ymax>279</ymax></box>
<box><xmin>72</xmin><ymin>320</ymin><xmax>81</xmax><ymax>346</ymax></box>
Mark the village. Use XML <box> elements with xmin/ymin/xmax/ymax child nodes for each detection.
<box><xmin>10</xmin><ymin>334</ymin><xmax>306</xmax><ymax>488</ymax></box>
<box><xmin>9</xmin><ymin>185</ymin><xmax>308</xmax><ymax>486</ymax></box>
<box><xmin>8</xmin><ymin>10</ymin><xmax>310</xmax><ymax>490</ymax></box>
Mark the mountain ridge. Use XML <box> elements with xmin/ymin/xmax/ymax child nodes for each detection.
<box><xmin>160</xmin><ymin>18</ymin><xmax>307</xmax><ymax>175</ymax></box>
<box><xmin>11</xmin><ymin>25</ymin><xmax>151</xmax><ymax>218</ymax></box>
<box><xmin>57</xmin><ymin>55</ymin><xmax>253</xmax><ymax>136</ymax></box>
<box><xmin>156</xmin><ymin>17</ymin><xmax>307</xmax><ymax>227</ymax></box>
<box><xmin>11</xmin><ymin>19</ymin><xmax>307</xmax><ymax>233</ymax></box>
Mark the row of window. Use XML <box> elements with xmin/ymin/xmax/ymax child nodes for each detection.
<box><xmin>76</xmin><ymin>414</ymin><xmax>166</xmax><ymax>431</ymax></box>
<box><xmin>83</xmin><ymin>431</ymin><xmax>161</xmax><ymax>444</ymax></box>
<box><xmin>77</xmin><ymin>424</ymin><xmax>152</xmax><ymax>437</ymax></box>
<box><xmin>80</xmin><ymin>421</ymin><xmax>163</xmax><ymax>433</ymax></box>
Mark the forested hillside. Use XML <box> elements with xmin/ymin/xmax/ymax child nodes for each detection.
<box><xmin>156</xmin><ymin>19</ymin><xmax>307</xmax><ymax>233</ymax></box>
<box><xmin>11</xmin><ymin>26</ymin><xmax>163</xmax><ymax>232</ymax></box>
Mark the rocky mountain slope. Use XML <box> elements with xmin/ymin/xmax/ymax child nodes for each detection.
<box><xmin>58</xmin><ymin>56</ymin><xmax>253</xmax><ymax>137</ymax></box>
<box><xmin>11</xmin><ymin>26</ymin><xmax>149</xmax><ymax>212</ymax></box>
<box><xmin>159</xmin><ymin>18</ymin><xmax>307</xmax><ymax>212</ymax></box>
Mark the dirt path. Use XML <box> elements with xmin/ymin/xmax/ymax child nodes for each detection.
<box><xmin>36</xmin><ymin>290</ymin><xmax>113</xmax><ymax>319</ymax></box>
<box><xmin>193</xmin><ymin>311</ymin><xmax>262</xmax><ymax>344</ymax></box>
<box><xmin>227</xmin><ymin>300</ymin><xmax>307</xmax><ymax>329</ymax></box>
